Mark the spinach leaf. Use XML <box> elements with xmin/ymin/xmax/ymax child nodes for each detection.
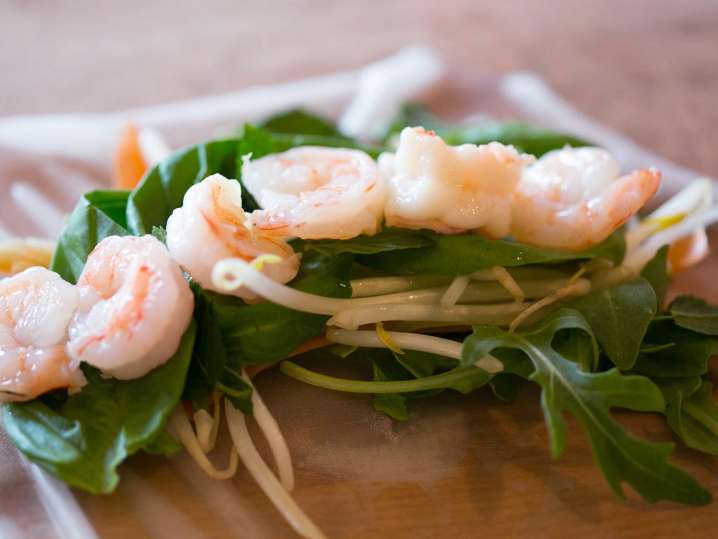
<box><xmin>358</xmin><ymin>230</ymin><xmax>625</xmax><ymax>275</ymax></box>
<box><xmin>568</xmin><ymin>277</ymin><xmax>657</xmax><ymax>370</ymax></box>
<box><xmin>462</xmin><ymin>309</ymin><xmax>711</xmax><ymax>505</ymax></box>
<box><xmin>127</xmin><ymin>138</ymin><xmax>240</xmax><ymax>235</ymax></box>
<box><xmin>640</xmin><ymin>246</ymin><xmax>669</xmax><ymax>305</ymax></box>
<box><xmin>632</xmin><ymin>321</ymin><xmax>718</xmax><ymax>378</ymax></box>
<box><xmin>207</xmin><ymin>251</ymin><xmax>352</xmax><ymax>366</ymax></box>
<box><xmin>386</xmin><ymin>104</ymin><xmax>591</xmax><ymax>156</ymax></box>
<box><xmin>295</xmin><ymin>228</ymin><xmax>434</xmax><ymax>256</ymax></box>
<box><xmin>51</xmin><ymin>190</ymin><xmax>130</xmax><ymax>283</ymax></box>
<box><xmin>259</xmin><ymin>109</ymin><xmax>346</xmax><ymax>138</ymax></box>
<box><xmin>3</xmin><ymin>323</ymin><xmax>196</xmax><ymax>494</ymax></box>
<box><xmin>670</xmin><ymin>296</ymin><xmax>718</xmax><ymax>336</ymax></box>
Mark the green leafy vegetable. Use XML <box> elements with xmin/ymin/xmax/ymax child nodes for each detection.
<box><xmin>662</xmin><ymin>380</ymin><xmax>718</xmax><ymax>456</ymax></box>
<box><xmin>259</xmin><ymin>108</ymin><xmax>346</xmax><ymax>138</ymax></box>
<box><xmin>386</xmin><ymin>103</ymin><xmax>591</xmax><ymax>156</ymax></box>
<box><xmin>462</xmin><ymin>309</ymin><xmax>711</xmax><ymax>505</ymax></box>
<box><xmin>568</xmin><ymin>277</ymin><xmax>657</xmax><ymax>370</ymax></box>
<box><xmin>295</xmin><ymin>228</ymin><xmax>434</xmax><ymax>256</ymax></box>
<box><xmin>51</xmin><ymin>190</ymin><xmax>130</xmax><ymax>283</ymax></box>
<box><xmin>127</xmin><ymin>138</ymin><xmax>240</xmax><ymax>235</ymax></box>
<box><xmin>3</xmin><ymin>323</ymin><xmax>196</xmax><ymax>494</ymax></box>
<box><xmin>370</xmin><ymin>349</ymin><xmax>479</xmax><ymax>421</ymax></box>
<box><xmin>207</xmin><ymin>251</ymin><xmax>352</xmax><ymax>366</ymax></box>
<box><xmin>632</xmin><ymin>321</ymin><xmax>718</xmax><ymax>378</ymax></box>
<box><xmin>670</xmin><ymin>296</ymin><xmax>718</xmax><ymax>336</ymax></box>
<box><xmin>359</xmin><ymin>230</ymin><xmax>625</xmax><ymax>275</ymax></box>
<box><xmin>640</xmin><ymin>246</ymin><xmax>670</xmax><ymax>305</ymax></box>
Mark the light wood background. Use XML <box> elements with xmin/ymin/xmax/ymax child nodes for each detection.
<box><xmin>2</xmin><ymin>1</ymin><xmax>718</xmax><ymax>538</ymax></box>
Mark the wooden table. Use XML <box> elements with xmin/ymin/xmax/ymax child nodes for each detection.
<box><xmin>2</xmin><ymin>1</ymin><xmax>718</xmax><ymax>537</ymax></box>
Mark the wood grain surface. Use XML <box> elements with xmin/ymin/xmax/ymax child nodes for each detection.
<box><xmin>2</xmin><ymin>1</ymin><xmax>718</xmax><ymax>538</ymax></box>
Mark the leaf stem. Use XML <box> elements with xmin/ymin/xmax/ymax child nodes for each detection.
<box><xmin>279</xmin><ymin>361</ymin><xmax>486</xmax><ymax>394</ymax></box>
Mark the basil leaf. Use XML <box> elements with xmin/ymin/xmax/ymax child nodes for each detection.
<box><xmin>127</xmin><ymin>138</ymin><xmax>240</xmax><ymax>235</ymax></box>
<box><xmin>386</xmin><ymin>104</ymin><xmax>591</xmax><ymax>156</ymax></box>
<box><xmin>632</xmin><ymin>321</ymin><xmax>718</xmax><ymax>378</ymax></box>
<box><xmin>568</xmin><ymin>277</ymin><xmax>657</xmax><ymax>370</ymax></box>
<box><xmin>3</xmin><ymin>323</ymin><xmax>196</xmax><ymax>494</ymax></box>
<box><xmin>295</xmin><ymin>228</ymin><xmax>435</xmax><ymax>256</ymax></box>
<box><xmin>462</xmin><ymin>309</ymin><xmax>711</xmax><ymax>505</ymax></box>
<box><xmin>359</xmin><ymin>230</ymin><xmax>625</xmax><ymax>275</ymax></box>
<box><xmin>51</xmin><ymin>190</ymin><xmax>130</xmax><ymax>283</ymax></box>
<box><xmin>670</xmin><ymin>296</ymin><xmax>718</xmax><ymax>336</ymax></box>
<box><xmin>640</xmin><ymin>246</ymin><xmax>669</xmax><ymax>305</ymax></box>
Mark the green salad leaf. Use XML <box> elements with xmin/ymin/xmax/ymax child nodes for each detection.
<box><xmin>370</xmin><ymin>348</ymin><xmax>480</xmax><ymax>421</ymax></box>
<box><xmin>295</xmin><ymin>228</ymin><xmax>434</xmax><ymax>256</ymax></box>
<box><xmin>640</xmin><ymin>246</ymin><xmax>670</xmax><ymax>305</ymax></box>
<box><xmin>568</xmin><ymin>277</ymin><xmax>657</xmax><ymax>370</ymax></box>
<box><xmin>632</xmin><ymin>320</ymin><xmax>718</xmax><ymax>378</ymax></box>
<box><xmin>462</xmin><ymin>309</ymin><xmax>711</xmax><ymax>505</ymax></box>
<box><xmin>206</xmin><ymin>251</ymin><xmax>352</xmax><ymax>366</ymax></box>
<box><xmin>670</xmin><ymin>296</ymin><xmax>718</xmax><ymax>336</ymax></box>
<box><xmin>127</xmin><ymin>138</ymin><xmax>240</xmax><ymax>235</ymax></box>
<box><xmin>3</xmin><ymin>323</ymin><xmax>196</xmax><ymax>494</ymax></box>
<box><xmin>358</xmin><ymin>230</ymin><xmax>625</xmax><ymax>275</ymax></box>
<box><xmin>51</xmin><ymin>190</ymin><xmax>130</xmax><ymax>283</ymax></box>
<box><xmin>259</xmin><ymin>109</ymin><xmax>347</xmax><ymax>138</ymax></box>
<box><xmin>386</xmin><ymin>103</ymin><xmax>591</xmax><ymax>156</ymax></box>
<box><xmin>662</xmin><ymin>380</ymin><xmax>718</xmax><ymax>456</ymax></box>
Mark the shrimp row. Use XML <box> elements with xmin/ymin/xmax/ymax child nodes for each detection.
<box><xmin>1</xmin><ymin>235</ymin><xmax>193</xmax><ymax>402</ymax></box>
<box><xmin>237</xmin><ymin>126</ymin><xmax>660</xmax><ymax>252</ymax></box>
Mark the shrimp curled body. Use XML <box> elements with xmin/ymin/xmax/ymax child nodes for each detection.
<box><xmin>510</xmin><ymin>147</ymin><xmax>661</xmax><ymax>250</ymax></box>
<box><xmin>166</xmin><ymin>174</ymin><xmax>300</xmax><ymax>302</ymax></box>
<box><xmin>379</xmin><ymin>127</ymin><xmax>533</xmax><ymax>236</ymax></box>
<box><xmin>0</xmin><ymin>267</ymin><xmax>84</xmax><ymax>402</ymax></box>
<box><xmin>67</xmin><ymin>235</ymin><xmax>194</xmax><ymax>379</ymax></box>
<box><xmin>242</xmin><ymin>147</ymin><xmax>386</xmax><ymax>239</ymax></box>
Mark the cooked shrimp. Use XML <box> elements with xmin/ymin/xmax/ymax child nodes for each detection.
<box><xmin>242</xmin><ymin>147</ymin><xmax>385</xmax><ymax>239</ymax></box>
<box><xmin>379</xmin><ymin>127</ymin><xmax>533</xmax><ymax>236</ymax></box>
<box><xmin>166</xmin><ymin>174</ymin><xmax>299</xmax><ymax>301</ymax></box>
<box><xmin>66</xmin><ymin>235</ymin><xmax>193</xmax><ymax>380</ymax></box>
<box><xmin>0</xmin><ymin>267</ymin><xmax>84</xmax><ymax>402</ymax></box>
<box><xmin>510</xmin><ymin>147</ymin><xmax>660</xmax><ymax>250</ymax></box>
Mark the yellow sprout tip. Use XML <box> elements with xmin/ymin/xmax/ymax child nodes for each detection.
<box><xmin>375</xmin><ymin>322</ymin><xmax>404</xmax><ymax>355</ymax></box>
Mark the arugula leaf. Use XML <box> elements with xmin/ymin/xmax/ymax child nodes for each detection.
<box><xmin>127</xmin><ymin>138</ymin><xmax>240</xmax><ymax>235</ymax></box>
<box><xmin>208</xmin><ymin>251</ymin><xmax>352</xmax><ymax>365</ymax></box>
<box><xmin>670</xmin><ymin>296</ymin><xmax>718</xmax><ymax>336</ymax></box>
<box><xmin>569</xmin><ymin>277</ymin><xmax>657</xmax><ymax>370</ymax></box>
<box><xmin>664</xmin><ymin>380</ymin><xmax>718</xmax><ymax>456</ymax></box>
<box><xmin>359</xmin><ymin>230</ymin><xmax>625</xmax><ymax>275</ymax></box>
<box><xmin>462</xmin><ymin>309</ymin><xmax>711</xmax><ymax>505</ymax></box>
<box><xmin>295</xmin><ymin>228</ymin><xmax>435</xmax><ymax>256</ymax></box>
<box><xmin>386</xmin><ymin>104</ymin><xmax>591</xmax><ymax>156</ymax></box>
<box><xmin>372</xmin><ymin>356</ymin><xmax>411</xmax><ymax>421</ymax></box>
<box><xmin>370</xmin><ymin>348</ymin><xmax>484</xmax><ymax>420</ymax></box>
<box><xmin>3</xmin><ymin>323</ymin><xmax>196</xmax><ymax>494</ymax></box>
<box><xmin>259</xmin><ymin>109</ymin><xmax>346</xmax><ymax>138</ymax></box>
<box><xmin>51</xmin><ymin>190</ymin><xmax>130</xmax><ymax>283</ymax></box>
<box><xmin>640</xmin><ymin>246</ymin><xmax>669</xmax><ymax>305</ymax></box>
<box><xmin>632</xmin><ymin>321</ymin><xmax>718</xmax><ymax>378</ymax></box>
